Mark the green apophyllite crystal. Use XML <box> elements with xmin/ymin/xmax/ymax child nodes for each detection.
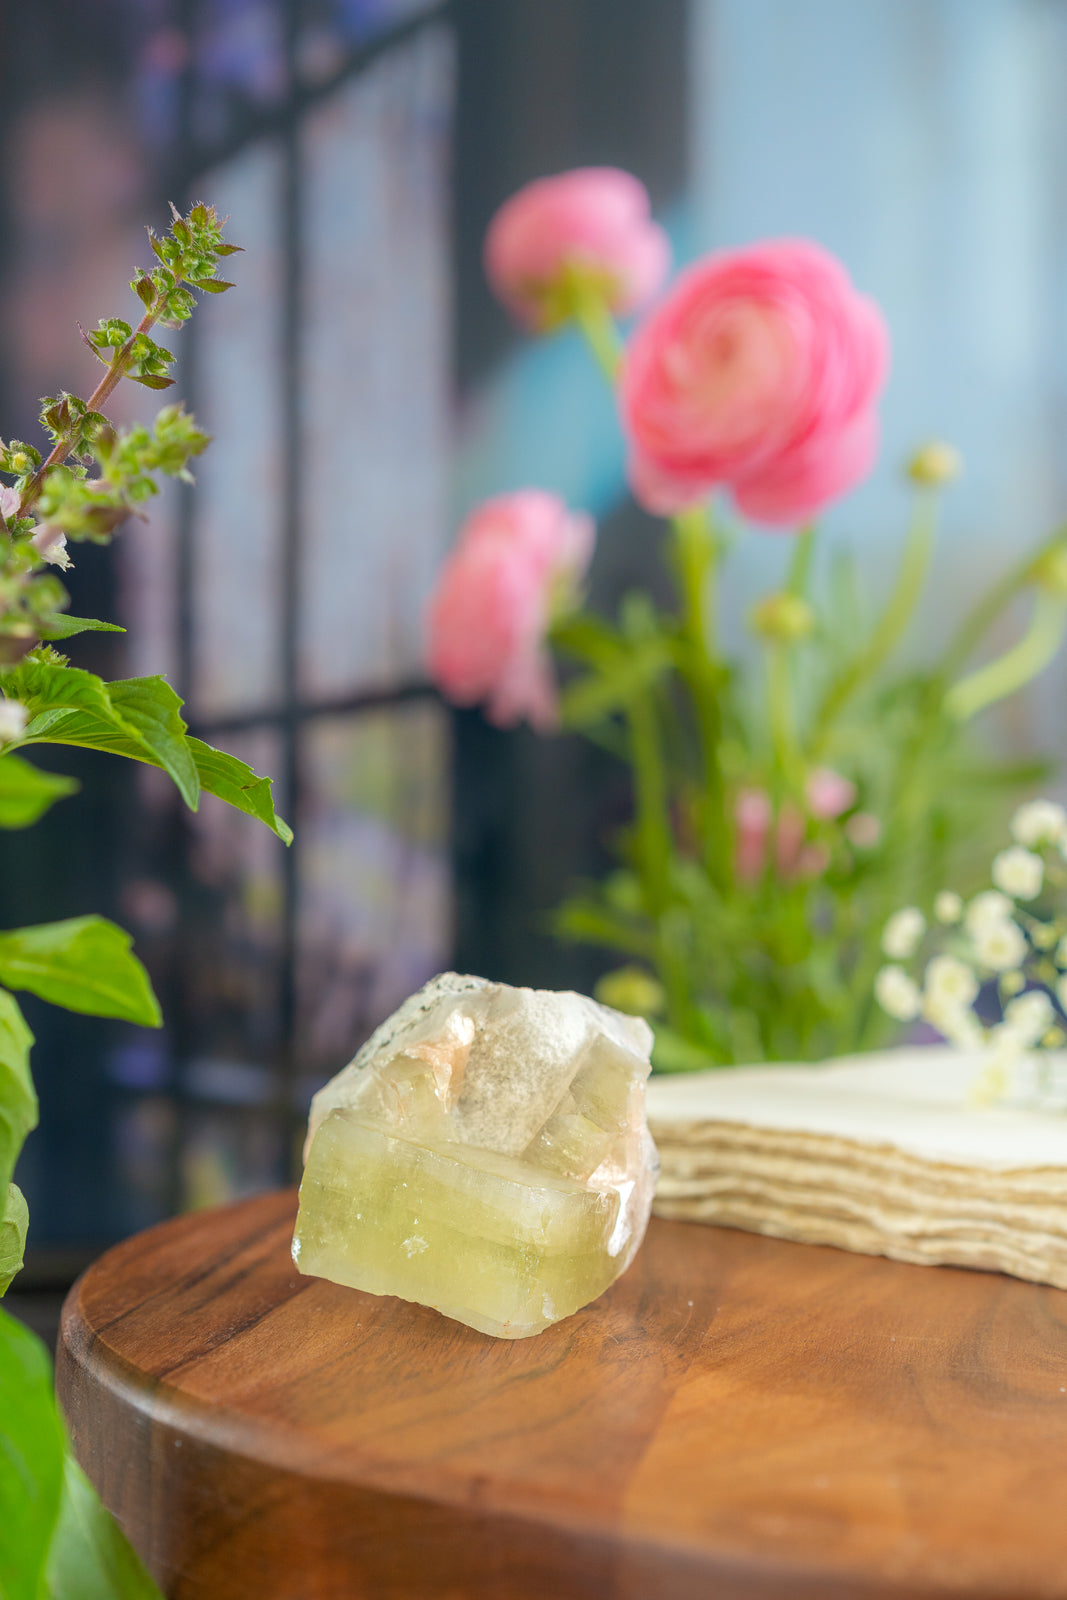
<box><xmin>292</xmin><ymin>973</ymin><xmax>657</xmax><ymax>1339</ymax></box>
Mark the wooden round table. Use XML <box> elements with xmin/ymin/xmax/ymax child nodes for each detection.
<box><xmin>57</xmin><ymin>1188</ymin><xmax>1067</xmax><ymax>1599</ymax></box>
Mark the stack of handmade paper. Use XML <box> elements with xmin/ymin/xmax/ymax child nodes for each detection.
<box><xmin>645</xmin><ymin>1047</ymin><xmax>1067</xmax><ymax>1289</ymax></box>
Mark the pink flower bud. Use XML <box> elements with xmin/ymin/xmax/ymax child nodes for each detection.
<box><xmin>484</xmin><ymin>168</ymin><xmax>670</xmax><ymax>331</ymax></box>
<box><xmin>735</xmin><ymin>787</ymin><xmax>772</xmax><ymax>883</ymax></box>
<box><xmin>426</xmin><ymin>491</ymin><xmax>594</xmax><ymax>730</ymax></box>
<box><xmin>806</xmin><ymin>766</ymin><xmax>857</xmax><ymax>820</ymax></box>
<box><xmin>0</xmin><ymin>486</ymin><xmax>19</xmax><ymax>522</ymax></box>
<box><xmin>620</xmin><ymin>238</ymin><xmax>889</xmax><ymax>526</ymax></box>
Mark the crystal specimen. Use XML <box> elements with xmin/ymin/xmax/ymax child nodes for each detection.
<box><xmin>293</xmin><ymin>973</ymin><xmax>657</xmax><ymax>1338</ymax></box>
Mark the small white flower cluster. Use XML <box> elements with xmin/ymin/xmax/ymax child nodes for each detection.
<box><xmin>0</xmin><ymin>699</ymin><xmax>27</xmax><ymax>745</ymax></box>
<box><xmin>874</xmin><ymin>798</ymin><xmax>1067</xmax><ymax>1109</ymax></box>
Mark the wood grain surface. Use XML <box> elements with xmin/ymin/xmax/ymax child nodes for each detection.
<box><xmin>57</xmin><ymin>1189</ymin><xmax>1067</xmax><ymax>1600</ymax></box>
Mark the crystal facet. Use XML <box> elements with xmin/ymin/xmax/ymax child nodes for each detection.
<box><xmin>293</xmin><ymin>973</ymin><xmax>657</xmax><ymax>1338</ymax></box>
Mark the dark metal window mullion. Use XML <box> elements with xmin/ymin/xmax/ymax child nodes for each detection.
<box><xmin>189</xmin><ymin>681</ymin><xmax>437</xmax><ymax>741</ymax></box>
<box><xmin>156</xmin><ymin>2</ymin><xmax>456</xmax><ymax>1198</ymax></box>
<box><xmin>277</xmin><ymin>0</ymin><xmax>304</xmax><ymax>1177</ymax></box>
<box><xmin>158</xmin><ymin>0</ymin><xmax>206</xmax><ymax>1219</ymax></box>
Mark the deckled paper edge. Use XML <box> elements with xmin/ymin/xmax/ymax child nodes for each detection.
<box><xmin>645</xmin><ymin>1046</ymin><xmax>1067</xmax><ymax>1171</ymax></box>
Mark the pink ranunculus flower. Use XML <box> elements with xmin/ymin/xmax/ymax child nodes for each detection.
<box><xmin>426</xmin><ymin>490</ymin><xmax>594</xmax><ymax>731</ymax></box>
<box><xmin>620</xmin><ymin>239</ymin><xmax>889</xmax><ymax>527</ymax></box>
<box><xmin>484</xmin><ymin>168</ymin><xmax>671</xmax><ymax>331</ymax></box>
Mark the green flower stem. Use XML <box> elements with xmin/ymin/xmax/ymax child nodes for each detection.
<box><xmin>16</xmin><ymin>304</ymin><xmax>165</xmax><ymax>519</ymax></box>
<box><xmin>626</xmin><ymin>689</ymin><xmax>673</xmax><ymax>911</ymax></box>
<box><xmin>811</xmin><ymin>486</ymin><xmax>940</xmax><ymax>754</ymax></box>
<box><xmin>786</xmin><ymin>524</ymin><xmax>816</xmax><ymax>596</ymax></box>
<box><xmin>671</xmin><ymin>504</ymin><xmax>728</xmax><ymax>887</ymax></box>
<box><xmin>624</xmin><ymin>691</ymin><xmax>690</xmax><ymax>1025</ymax></box>
<box><xmin>944</xmin><ymin>589</ymin><xmax>1067</xmax><ymax>722</ymax></box>
<box><xmin>766</xmin><ymin>641</ymin><xmax>800</xmax><ymax>795</ymax></box>
<box><xmin>938</xmin><ymin>525</ymin><xmax>1067</xmax><ymax>683</ymax></box>
<box><xmin>765</xmin><ymin>529</ymin><xmax>816</xmax><ymax>794</ymax></box>
<box><xmin>570</xmin><ymin>290</ymin><xmax>623</xmax><ymax>383</ymax></box>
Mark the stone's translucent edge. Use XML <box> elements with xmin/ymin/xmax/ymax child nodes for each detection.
<box><xmin>292</xmin><ymin>972</ymin><xmax>658</xmax><ymax>1340</ymax></box>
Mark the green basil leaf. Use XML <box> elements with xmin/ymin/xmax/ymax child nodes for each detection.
<box><xmin>12</xmin><ymin>664</ymin><xmax>199</xmax><ymax>811</ymax></box>
<box><xmin>9</xmin><ymin>661</ymin><xmax>116</xmax><ymax>724</ymax></box>
<box><xmin>188</xmin><ymin>738</ymin><xmax>293</xmax><ymax>844</ymax></box>
<box><xmin>7</xmin><ymin>662</ymin><xmax>290</xmax><ymax>841</ymax></box>
<box><xmin>107</xmin><ymin>678</ymin><xmax>199</xmax><ymax>809</ymax></box>
<box><xmin>0</xmin><ymin>917</ymin><xmax>161</xmax><ymax>1028</ymax></box>
<box><xmin>0</xmin><ymin>990</ymin><xmax>36</xmax><ymax>1193</ymax></box>
<box><xmin>0</xmin><ymin>1181</ymin><xmax>28</xmax><ymax>1295</ymax></box>
<box><xmin>45</xmin><ymin>1455</ymin><xmax>163</xmax><ymax>1600</ymax></box>
<box><xmin>0</xmin><ymin>754</ymin><xmax>79</xmax><ymax>829</ymax></box>
<box><xmin>0</xmin><ymin>1308</ymin><xmax>66</xmax><ymax>1600</ymax></box>
<box><xmin>34</xmin><ymin>616</ymin><xmax>126</xmax><ymax>642</ymax></box>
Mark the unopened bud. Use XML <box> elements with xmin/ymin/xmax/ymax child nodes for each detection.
<box><xmin>1033</xmin><ymin>544</ymin><xmax>1067</xmax><ymax>597</ymax></box>
<box><xmin>907</xmin><ymin>441</ymin><xmax>963</xmax><ymax>487</ymax></box>
<box><xmin>594</xmin><ymin>965</ymin><xmax>665</xmax><ymax>1019</ymax></box>
<box><xmin>750</xmin><ymin>591</ymin><xmax>815</xmax><ymax>644</ymax></box>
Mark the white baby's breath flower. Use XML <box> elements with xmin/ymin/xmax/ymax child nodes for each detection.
<box><xmin>924</xmin><ymin>954</ymin><xmax>979</xmax><ymax>1008</ymax></box>
<box><xmin>882</xmin><ymin>907</ymin><xmax>925</xmax><ymax>960</ymax></box>
<box><xmin>965</xmin><ymin>890</ymin><xmax>1013</xmax><ymax>934</ymax></box>
<box><xmin>991</xmin><ymin>846</ymin><xmax>1044</xmax><ymax>901</ymax></box>
<box><xmin>1011</xmin><ymin>798</ymin><xmax>1067</xmax><ymax>848</ymax></box>
<box><xmin>922</xmin><ymin>992</ymin><xmax>984</xmax><ymax>1050</ymax></box>
<box><xmin>970</xmin><ymin>1057</ymin><xmax>1011</xmax><ymax>1107</ymax></box>
<box><xmin>0</xmin><ymin>699</ymin><xmax>28</xmax><ymax>744</ymax></box>
<box><xmin>934</xmin><ymin>890</ymin><xmax>963</xmax><ymax>925</ymax></box>
<box><xmin>874</xmin><ymin>965</ymin><xmax>922</xmax><ymax>1021</ymax></box>
<box><xmin>1001</xmin><ymin>990</ymin><xmax>1054</xmax><ymax>1047</ymax></box>
<box><xmin>971</xmin><ymin>916</ymin><xmax>1028</xmax><ymax>972</ymax></box>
